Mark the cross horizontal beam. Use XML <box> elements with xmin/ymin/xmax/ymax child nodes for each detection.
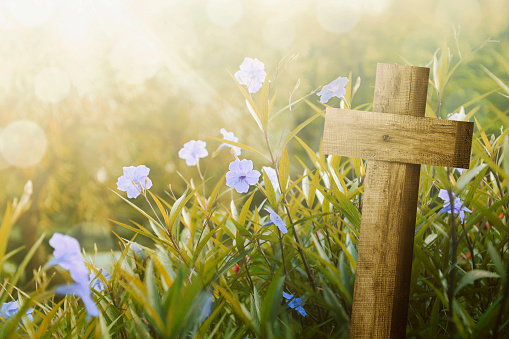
<box><xmin>323</xmin><ymin>108</ymin><xmax>474</xmax><ymax>168</ymax></box>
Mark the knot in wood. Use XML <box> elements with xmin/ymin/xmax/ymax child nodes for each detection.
<box><xmin>382</xmin><ymin>134</ymin><xmax>390</xmax><ymax>142</ymax></box>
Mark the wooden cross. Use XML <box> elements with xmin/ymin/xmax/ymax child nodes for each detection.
<box><xmin>322</xmin><ymin>63</ymin><xmax>474</xmax><ymax>338</ymax></box>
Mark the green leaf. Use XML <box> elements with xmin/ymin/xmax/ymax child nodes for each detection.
<box><xmin>278</xmin><ymin>146</ymin><xmax>290</xmax><ymax>194</ymax></box>
<box><xmin>194</xmin><ymin>224</ymin><xmax>221</xmax><ymax>262</ymax></box>
<box><xmin>208</xmin><ymin>137</ymin><xmax>271</xmax><ymax>162</ymax></box>
<box><xmin>260</xmin><ymin>72</ymin><xmax>270</xmax><ymax>130</ymax></box>
<box><xmin>260</xmin><ymin>274</ymin><xmax>284</xmax><ymax>334</ymax></box>
<box><xmin>280</xmin><ymin>111</ymin><xmax>323</xmax><ymax>150</ymax></box>
<box><xmin>455</xmin><ymin>269</ymin><xmax>500</xmax><ymax>294</ymax></box>
<box><xmin>488</xmin><ymin>242</ymin><xmax>507</xmax><ymax>285</ymax></box>
<box><xmin>0</xmin><ymin>233</ymin><xmax>45</xmax><ymax>306</ymax></box>
<box><xmin>239</xmin><ymin>193</ymin><xmax>255</xmax><ymax>227</ymax></box>
<box><xmin>0</xmin><ymin>203</ymin><xmax>12</xmax><ymax>269</ymax></box>
<box><xmin>262</xmin><ymin>170</ymin><xmax>277</xmax><ymax>209</ymax></box>
<box><xmin>229</xmin><ymin>71</ymin><xmax>260</xmax><ymax>120</ymax></box>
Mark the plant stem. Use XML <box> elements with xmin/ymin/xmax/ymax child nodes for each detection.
<box><xmin>243</xmin><ymin>259</ymin><xmax>255</xmax><ymax>293</ymax></box>
<box><xmin>277</xmin><ymin>229</ymin><xmax>288</xmax><ymax>276</ymax></box>
<box><xmin>257</xmin><ymin>238</ymin><xmax>274</xmax><ymax>278</ymax></box>
<box><xmin>196</xmin><ymin>159</ymin><xmax>207</xmax><ymax>207</ymax></box>
<box><xmin>446</xmin><ymin>182</ymin><xmax>457</xmax><ymax>333</ymax></box>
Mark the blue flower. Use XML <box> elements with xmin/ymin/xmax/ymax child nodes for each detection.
<box><xmin>438</xmin><ymin>189</ymin><xmax>472</xmax><ymax>223</ymax></box>
<box><xmin>225</xmin><ymin>159</ymin><xmax>261</xmax><ymax>193</ymax></box>
<box><xmin>48</xmin><ymin>233</ymin><xmax>99</xmax><ymax>320</ymax></box>
<box><xmin>198</xmin><ymin>293</ymin><xmax>213</xmax><ymax>323</ymax></box>
<box><xmin>282</xmin><ymin>292</ymin><xmax>307</xmax><ymax>316</ymax></box>
<box><xmin>234</xmin><ymin>57</ymin><xmax>267</xmax><ymax>94</ymax></box>
<box><xmin>262</xmin><ymin>166</ymin><xmax>279</xmax><ymax>191</ymax></box>
<box><xmin>448</xmin><ymin>106</ymin><xmax>467</xmax><ymax>121</ymax></box>
<box><xmin>47</xmin><ymin>233</ymin><xmax>87</xmax><ymax>274</ymax></box>
<box><xmin>219</xmin><ymin>128</ymin><xmax>241</xmax><ymax>156</ymax></box>
<box><xmin>178</xmin><ymin>140</ymin><xmax>208</xmax><ymax>166</ymax></box>
<box><xmin>263</xmin><ymin>207</ymin><xmax>288</xmax><ymax>234</ymax></box>
<box><xmin>0</xmin><ymin>301</ymin><xmax>34</xmax><ymax>326</ymax></box>
<box><xmin>126</xmin><ymin>241</ymin><xmax>145</xmax><ymax>260</ymax></box>
<box><xmin>116</xmin><ymin>165</ymin><xmax>153</xmax><ymax>199</ymax></box>
<box><xmin>90</xmin><ymin>268</ymin><xmax>111</xmax><ymax>292</ymax></box>
<box><xmin>317</xmin><ymin>76</ymin><xmax>349</xmax><ymax>104</ymax></box>
<box><xmin>55</xmin><ymin>281</ymin><xmax>99</xmax><ymax>320</ymax></box>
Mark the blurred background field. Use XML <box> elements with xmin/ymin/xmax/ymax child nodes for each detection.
<box><xmin>0</xmin><ymin>0</ymin><xmax>508</xmax><ymax>275</ymax></box>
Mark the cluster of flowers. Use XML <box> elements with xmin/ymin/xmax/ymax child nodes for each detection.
<box><xmin>0</xmin><ymin>233</ymin><xmax>123</xmax><ymax>326</ymax></box>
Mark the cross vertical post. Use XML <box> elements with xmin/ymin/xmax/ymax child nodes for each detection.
<box><xmin>349</xmin><ymin>64</ymin><xmax>428</xmax><ymax>338</ymax></box>
<box><xmin>322</xmin><ymin>63</ymin><xmax>474</xmax><ymax>338</ymax></box>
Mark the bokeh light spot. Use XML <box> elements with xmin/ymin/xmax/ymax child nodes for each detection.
<box><xmin>7</xmin><ymin>0</ymin><xmax>56</xmax><ymax>27</ymax></box>
<box><xmin>34</xmin><ymin>67</ymin><xmax>71</xmax><ymax>103</ymax></box>
<box><xmin>207</xmin><ymin>0</ymin><xmax>243</xmax><ymax>28</ymax></box>
<box><xmin>0</xmin><ymin>120</ymin><xmax>47</xmax><ymax>168</ymax></box>
<box><xmin>263</xmin><ymin>17</ymin><xmax>296</xmax><ymax>51</ymax></box>
<box><xmin>316</xmin><ymin>0</ymin><xmax>361</xmax><ymax>34</ymax></box>
<box><xmin>96</xmin><ymin>167</ymin><xmax>108</xmax><ymax>183</ymax></box>
<box><xmin>165</xmin><ymin>162</ymin><xmax>176</xmax><ymax>173</ymax></box>
<box><xmin>110</xmin><ymin>35</ymin><xmax>162</xmax><ymax>85</ymax></box>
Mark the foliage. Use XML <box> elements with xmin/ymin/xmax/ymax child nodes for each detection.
<box><xmin>1</xmin><ymin>40</ymin><xmax>509</xmax><ymax>339</ymax></box>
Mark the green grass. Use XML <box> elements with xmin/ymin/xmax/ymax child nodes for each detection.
<box><xmin>1</xmin><ymin>39</ymin><xmax>508</xmax><ymax>339</ymax></box>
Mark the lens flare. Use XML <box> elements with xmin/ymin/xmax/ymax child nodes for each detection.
<box><xmin>0</xmin><ymin>120</ymin><xmax>48</xmax><ymax>168</ymax></box>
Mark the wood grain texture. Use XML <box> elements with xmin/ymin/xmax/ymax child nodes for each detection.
<box><xmin>323</xmin><ymin>108</ymin><xmax>474</xmax><ymax>168</ymax></box>
<box><xmin>349</xmin><ymin>64</ymin><xmax>429</xmax><ymax>339</ymax></box>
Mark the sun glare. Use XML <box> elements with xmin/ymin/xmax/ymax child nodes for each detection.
<box><xmin>7</xmin><ymin>0</ymin><xmax>56</xmax><ymax>27</ymax></box>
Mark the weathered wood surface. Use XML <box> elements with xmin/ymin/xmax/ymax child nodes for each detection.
<box><xmin>350</xmin><ymin>64</ymin><xmax>429</xmax><ymax>338</ymax></box>
<box><xmin>323</xmin><ymin>108</ymin><xmax>474</xmax><ymax>168</ymax></box>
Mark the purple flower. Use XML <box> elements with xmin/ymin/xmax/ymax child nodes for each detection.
<box><xmin>219</xmin><ymin>128</ymin><xmax>241</xmax><ymax>156</ymax></box>
<box><xmin>116</xmin><ymin>165</ymin><xmax>153</xmax><ymax>199</ymax></box>
<box><xmin>438</xmin><ymin>189</ymin><xmax>472</xmax><ymax>223</ymax></box>
<box><xmin>126</xmin><ymin>241</ymin><xmax>145</xmax><ymax>259</ymax></box>
<box><xmin>225</xmin><ymin>159</ymin><xmax>261</xmax><ymax>193</ymax></box>
<box><xmin>317</xmin><ymin>76</ymin><xmax>349</xmax><ymax>104</ymax></box>
<box><xmin>234</xmin><ymin>57</ymin><xmax>267</xmax><ymax>94</ymax></box>
<box><xmin>48</xmin><ymin>233</ymin><xmax>87</xmax><ymax>275</ymax></box>
<box><xmin>0</xmin><ymin>301</ymin><xmax>34</xmax><ymax>325</ymax></box>
<box><xmin>263</xmin><ymin>207</ymin><xmax>288</xmax><ymax>234</ymax></box>
<box><xmin>90</xmin><ymin>268</ymin><xmax>111</xmax><ymax>292</ymax></box>
<box><xmin>448</xmin><ymin>106</ymin><xmax>466</xmax><ymax>121</ymax></box>
<box><xmin>47</xmin><ymin>233</ymin><xmax>99</xmax><ymax>320</ymax></box>
<box><xmin>262</xmin><ymin>166</ymin><xmax>279</xmax><ymax>191</ymax></box>
<box><xmin>198</xmin><ymin>293</ymin><xmax>213</xmax><ymax>323</ymax></box>
<box><xmin>56</xmin><ymin>281</ymin><xmax>99</xmax><ymax>320</ymax></box>
<box><xmin>178</xmin><ymin>140</ymin><xmax>208</xmax><ymax>166</ymax></box>
<box><xmin>282</xmin><ymin>292</ymin><xmax>307</xmax><ymax>317</ymax></box>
